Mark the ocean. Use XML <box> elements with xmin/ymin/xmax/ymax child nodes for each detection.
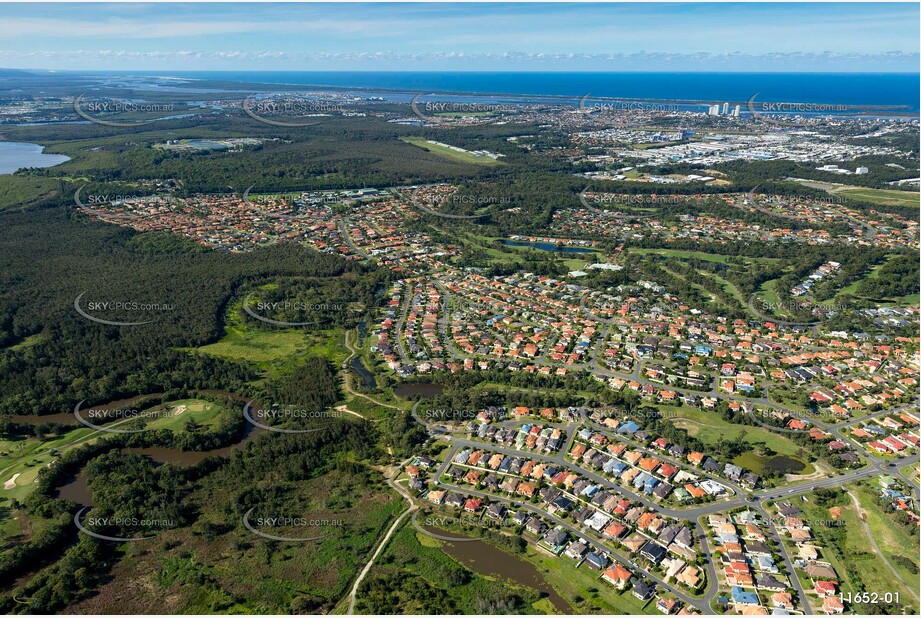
<box><xmin>155</xmin><ymin>71</ymin><xmax>919</xmax><ymax>111</ymax></box>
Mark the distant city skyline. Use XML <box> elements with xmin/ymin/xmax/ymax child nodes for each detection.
<box><xmin>0</xmin><ymin>2</ymin><xmax>918</xmax><ymax>72</ymax></box>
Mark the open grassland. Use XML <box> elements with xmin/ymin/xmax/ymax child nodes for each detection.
<box><xmin>400</xmin><ymin>137</ymin><xmax>504</xmax><ymax>166</ymax></box>
<box><xmin>849</xmin><ymin>483</ymin><xmax>921</xmax><ymax>600</ymax></box>
<box><xmin>193</xmin><ymin>298</ymin><xmax>347</xmax><ymax>371</ymax></box>
<box><xmin>835</xmin><ymin>187</ymin><xmax>920</xmax><ymax>208</ymax></box>
<box><xmin>791</xmin><ymin>486</ymin><xmax>918</xmax><ymax>611</ymax></box>
<box><xmin>629</xmin><ymin>248</ymin><xmax>780</xmax><ymax>265</ymax></box>
<box><xmin>0</xmin><ymin>176</ymin><xmax>62</xmax><ymax>210</ymax></box>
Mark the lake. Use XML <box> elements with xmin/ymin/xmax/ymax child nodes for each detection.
<box><xmin>0</xmin><ymin>142</ymin><xmax>70</xmax><ymax>174</ymax></box>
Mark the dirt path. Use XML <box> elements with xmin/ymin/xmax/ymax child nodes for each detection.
<box><xmin>334</xmin><ymin>404</ymin><xmax>381</xmax><ymax>424</ymax></box>
<box><xmin>346</xmin><ymin>458</ymin><xmax>417</xmax><ymax>614</ymax></box>
<box><xmin>341</xmin><ymin>330</ymin><xmax>402</xmax><ymax>411</ymax></box>
<box><xmin>847</xmin><ymin>490</ymin><xmax>920</xmax><ymax>603</ymax></box>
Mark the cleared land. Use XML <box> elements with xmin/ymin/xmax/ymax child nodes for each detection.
<box><xmin>835</xmin><ymin>187</ymin><xmax>920</xmax><ymax>208</ymax></box>
<box><xmin>400</xmin><ymin>137</ymin><xmax>503</xmax><ymax>166</ymax></box>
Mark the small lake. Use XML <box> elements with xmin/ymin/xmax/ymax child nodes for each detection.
<box><xmin>0</xmin><ymin>142</ymin><xmax>70</xmax><ymax>174</ymax></box>
<box><xmin>394</xmin><ymin>383</ymin><xmax>444</xmax><ymax>399</ymax></box>
<box><xmin>424</xmin><ymin>524</ymin><xmax>572</xmax><ymax>612</ymax></box>
<box><xmin>502</xmin><ymin>240</ymin><xmax>595</xmax><ymax>254</ymax></box>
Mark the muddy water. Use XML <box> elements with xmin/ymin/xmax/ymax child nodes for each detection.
<box><xmin>11</xmin><ymin>393</ymin><xmax>166</xmax><ymax>426</ymax></box>
<box><xmin>423</xmin><ymin>525</ymin><xmax>572</xmax><ymax>613</ymax></box>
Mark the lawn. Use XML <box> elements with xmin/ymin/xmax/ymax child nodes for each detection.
<box><xmin>400</xmin><ymin>137</ymin><xmax>503</xmax><ymax>166</ymax></box>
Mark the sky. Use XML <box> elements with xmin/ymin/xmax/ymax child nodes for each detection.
<box><xmin>0</xmin><ymin>2</ymin><xmax>918</xmax><ymax>72</ymax></box>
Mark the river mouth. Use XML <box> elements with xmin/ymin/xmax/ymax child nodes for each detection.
<box><xmin>422</xmin><ymin>524</ymin><xmax>573</xmax><ymax>613</ymax></box>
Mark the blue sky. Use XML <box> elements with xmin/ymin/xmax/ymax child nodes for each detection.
<box><xmin>1</xmin><ymin>2</ymin><xmax>918</xmax><ymax>72</ymax></box>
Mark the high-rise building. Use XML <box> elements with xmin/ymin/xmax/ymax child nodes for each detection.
<box><xmin>708</xmin><ymin>104</ymin><xmax>720</xmax><ymax>116</ymax></box>
<box><xmin>722</xmin><ymin>102</ymin><xmax>729</xmax><ymax>115</ymax></box>
<box><xmin>732</xmin><ymin>105</ymin><xmax>741</xmax><ymax>118</ymax></box>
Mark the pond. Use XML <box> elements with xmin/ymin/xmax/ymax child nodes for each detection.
<box><xmin>761</xmin><ymin>455</ymin><xmax>806</xmax><ymax>475</ymax></box>
<box><xmin>0</xmin><ymin>142</ymin><xmax>70</xmax><ymax>174</ymax></box>
<box><xmin>423</xmin><ymin>524</ymin><xmax>572</xmax><ymax>613</ymax></box>
<box><xmin>350</xmin><ymin>356</ymin><xmax>377</xmax><ymax>388</ymax></box>
<box><xmin>394</xmin><ymin>383</ymin><xmax>444</xmax><ymax>399</ymax></box>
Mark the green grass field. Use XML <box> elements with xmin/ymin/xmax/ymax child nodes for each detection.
<box><xmin>849</xmin><ymin>483</ymin><xmax>921</xmax><ymax>600</ymax></box>
<box><xmin>834</xmin><ymin>254</ymin><xmax>920</xmax><ymax>306</ymax></box>
<box><xmin>835</xmin><ymin>188</ymin><xmax>920</xmax><ymax>208</ymax></box>
<box><xmin>629</xmin><ymin>248</ymin><xmax>779</xmax><ymax>265</ymax></box>
<box><xmin>400</xmin><ymin>137</ymin><xmax>504</xmax><ymax>166</ymax></box>
<box><xmin>665</xmin><ymin>405</ymin><xmax>814</xmax><ymax>476</ymax></box>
